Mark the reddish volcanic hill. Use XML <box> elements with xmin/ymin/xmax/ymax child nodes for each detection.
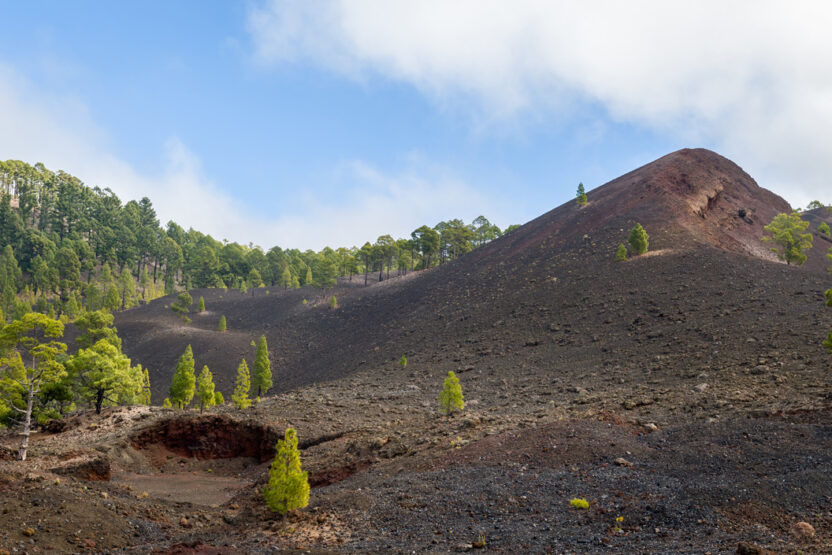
<box><xmin>112</xmin><ymin>148</ymin><xmax>831</xmax><ymax>404</ymax></box>
<box><xmin>470</xmin><ymin>148</ymin><xmax>792</xmax><ymax>266</ymax></box>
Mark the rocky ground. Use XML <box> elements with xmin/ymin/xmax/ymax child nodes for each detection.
<box><xmin>2</xmin><ymin>346</ymin><xmax>832</xmax><ymax>553</ymax></box>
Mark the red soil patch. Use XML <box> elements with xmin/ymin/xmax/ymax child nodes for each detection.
<box><xmin>131</xmin><ymin>415</ymin><xmax>279</xmax><ymax>463</ymax></box>
<box><xmin>309</xmin><ymin>460</ymin><xmax>372</xmax><ymax>488</ymax></box>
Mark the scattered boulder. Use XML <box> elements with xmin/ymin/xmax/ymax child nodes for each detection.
<box><xmin>694</xmin><ymin>383</ymin><xmax>709</xmax><ymax>393</ymax></box>
<box><xmin>790</xmin><ymin>521</ymin><xmax>815</xmax><ymax>540</ymax></box>
<box><xmin>614</xmin><ymin>457</ymin><xmax>634</xmax><ymax>468</ymax></box>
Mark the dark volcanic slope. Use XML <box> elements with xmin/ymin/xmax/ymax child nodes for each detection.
<box><xmin>114</xmin><ymin>149</ymin><xmax>832</xmax><ymax>407</ymax></box>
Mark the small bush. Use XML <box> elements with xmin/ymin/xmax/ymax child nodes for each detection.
<box><xmin>218</xmin><ymin>315</ymin><xmax>227</xmax><ymax>331</ymax></box>
<box><xmin>615</xmin><ymin>243</ymin><xmax>628</xmax><ymax>262</ymax></box>
<box><xmin>570</xmin><ymin>498</ymin><xmax>589</xmax><ymax>509</ymax></box>
<box><xmin>439</xmin><ymin>371</ymin><xmax>464</xmax><ymax>415</ymax></box>
<box><xmin>628</xmin><ymin>223</ymin><xmax>649</xmax><ymax>255</ymax></box>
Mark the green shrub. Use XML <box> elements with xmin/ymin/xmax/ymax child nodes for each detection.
<box><xmin>628</xmin><ymin>223</ymin><xmax>649</xmax><ymax>255</ymax></box>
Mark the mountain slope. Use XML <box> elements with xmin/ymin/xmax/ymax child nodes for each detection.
<box><xmin>113</xmin><ymin>148</ymin><xmax>830</xmax><ymax>409</ymax></box>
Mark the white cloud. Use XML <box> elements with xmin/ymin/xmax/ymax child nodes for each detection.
<box><xmin>268</xmin><ymin>158</ymin><xmax>504</xmax><ymax>248</ymax></box>
<box><xmin>248</xmin><ymin>0</ymin><xmax>832</xmax><ymax>207</ymax></box>
<box><xmin>0</xmin><ymin>61</ymin><xmax>500</xmax><ymax>250</ymax></box>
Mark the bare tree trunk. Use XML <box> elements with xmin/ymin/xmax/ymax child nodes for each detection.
<box><xmin>18</xmin><ymin>386</ymin><xmax>35</xmax><ymax>461</ymax></box>
<box><xmin>95</xmin><ymin>388</ymin><xmax>105</xmax><ymax>414</ymax></box>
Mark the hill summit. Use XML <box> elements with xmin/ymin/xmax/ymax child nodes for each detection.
<box><xmin>494</xmin><ymin>148</ymin><xmax>792</xmax><ymax>265</ymax></box>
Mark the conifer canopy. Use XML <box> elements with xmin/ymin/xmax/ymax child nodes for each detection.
<box><xmin>439</xmin><ymin>370</ymin><xmax>465</xmax><ymax>415</ymax></box>
<box><xmin>263</xmin><ymin>427</ymin><xmax>310</xmax><ymax>515</ymax></box>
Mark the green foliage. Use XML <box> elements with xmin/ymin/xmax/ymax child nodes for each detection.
<box><xmin>104</xmin><ymin>284</ymin><xmax>121</xmax><ymax>312</ymax></box>
<box><xmin>232</xmin><ymin>358</ymin><xmax>251</xmax><ymax>409</ymax></box>
<box><xmin>248</xmin><ymin>268</ymin><xmax>263</xmax><ymax>288</ymax></box>
<box><xmin>763</xmin><ymin>212</ymin><xmax>813</xmax><ymax>265</ymax></box>
<box><xmin>806</xmin><ymin>200</ymin><xmax>826</xmax><ymax>211</ymax></box>
<box><xmin>400</xmin><ymin>354</ymin><xmax>407</xmax><ymax>368</ymax></box>
<box><xmin>67</xmin><ymin>339</ymin><xmax>142</xmax><ymax>414</ymax></box>
<box><xmin>0</xmin><ymin>159</ymin><xmax>504</xmax><ymax>319</ymax></box>
<box><xmin>218</xmin><ymin>315</ymin><xmax>227</xmax><ymax>331</ymax></box>
<box><xmin>140</xmin><ymin>366</ymin><xmax>151</xmax><ymax>405</ymax></box>
<box><xmin>0</xmin><ymin>313</ymin><xmax>67</xmax><ymax>460</ymax></box>
<box><xmin>570</xmin><ymin>498</ymin><xmax>590</xmax><ymax>509</ymax></box>
<box><xmin>171</xmin><ymin>291</ymin><xmax>193</xmax><ymax>318</ymax></box>
<box><xmin>263</xmin><ymin>427</ymin><xmax>310</xmax><ymax>516</ymax></box>
<box><xmin>214</xmin><ymin>391</ymin><xmax>224</xmax><ymax>405</ymax></box>
<box><xmin>117</xmin><ymin>268</ymin><xmax>137</xmax><ymax>309</ymax></box>
<box><xmin>162</xmin><ymin>397</ymin><xmax>172</xmax><ymax>408</ymax></box>
<box><xmin>329</xmin><ymin>295</ymin><xmax>337</xmax><ymax>310</ymax></box>
<box><xmin>819</xmin><ymin>222</ymin><xmax>830</xmax><ymax>236</ymax></box>
<box><xmin>439</xmin><ymin>370</ymin><xmax>464</xmax><ymax>415</ymax></box>
<box><xmin>628</xmin><ymin>223</ymin><xmax>649</xmax><ymax>255</ymax></box>
<box><xmin>197</xmin><ymin>296</ymin><xmax>205</xmax><ymax>312</ymax></box>
<box><xmin>169</xmin><ymin>345</ymin><xmax>196</xmax><ymax>409</ymax></box>
<box><xmin>252</xmin><ymin>335</ymin><xmax>272</xmax><ymax>398</ymax></box>
<box><xmin>75</xmin><ymin>310</ymin><xmax>122</xmax><ymax>350</ymax></box>
<box><xmin>615</xmin><ymin>243</ymin><xmax>628</xmax><ymax>262</ymax></box>
<box><xmin>195</xmin><ymin>365</ymin><xmax>216</xmax><ymax>412</ymax></box>
<box><xmin>576</xmin><ymin>182</ymin><xmax>588</xmax><ymax>206</ymax></box>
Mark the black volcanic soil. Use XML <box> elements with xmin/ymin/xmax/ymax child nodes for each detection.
<box><xmin>2</xmin><ymin>148</ymin><xmax>832</xmax><ymax>553</ymax></box>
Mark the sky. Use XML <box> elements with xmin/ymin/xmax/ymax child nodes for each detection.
<box><xmin>0</xmin><ymin>1</ymin><xmax>829</xmax><ymax>250</ymax></box>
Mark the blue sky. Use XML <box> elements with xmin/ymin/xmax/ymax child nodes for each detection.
<box><xmin>0</xmin><ymin>1</ymin><xmax>828</xmax><ymax>249</ymax></box>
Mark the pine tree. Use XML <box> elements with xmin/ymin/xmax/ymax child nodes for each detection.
<box><xmin>400</xmin><ymin>354</ymin><xmax>407</xmax><ymax>368</ymax></box>
<box><xmin>218</xmin><ymin>315</ymin><xmax>227</xmax><ymax>331</ymax></box>
<box><xmin>171</xmin><ymin>291</ymin><xmax>192</xmax><ymax>318</ymax></box>
<box><xmin>439</xmin><ymin>370</ymin><xmax>465</xmax><ymax>415</ymax></box>
<box><xmin>0</xmin><ymin>314</ymin><xmax>67</xmax><ymax>460</ymax></box>
<box><xmin>197</xmin><ymin>296</ymin><xmax>205</xmax><ymax>312</ymax></box>
<box><xmin>763</xmin><ymin>212</ymin><xmax>813</xmax><ymax>265</ymax></box>
<box><xmin>615</xmin><ymin>244</ymin><xmax>628</xmax><ymax>262</ymax></box>
<box><xmin>67</xmin><ymin>339</ymin><xmax>142</xmax><ymax>414</ymax></box>
<box><xmin>628</xmin><ymin>223</ymin><xmax>649</xmax><ymax>255</ymax></box>
<box><xmin>252</xmin><ymin>335</ymin><xmax>272</xmax><ymax>398</ymax></box>
<box><xmin>329</xmin><ymin>295</ymin><xmax>337</xmax><ymax>310</ymax></box>
<box><xmin>263</xmin><ymin>427</ymin><xmax>310</xmax><ymax>519</ymax></box>
<box><xmin>305</xmin><ymin>264</ymin><xmax>313</xmax><ymax>286</ymax></box>
<box><xmin>169</xmin><ymin>345</ymin><xmax>196</xmax><ymax>409</ymax></box>
<box><xmin>195</xmin><ymin>365</ymin><xmax>216</xmax><ymax>412</ymax></box>
<box><xmin>104</xmin><ymin>284</ymin><xmax>121</xmax><ymax>312</ymax></box>
<box><xmin>162</xmin><ymin>397</ymin><xmax>172</xmax><ymax>408</ymax></box>
<box><xmin>140</xmin><ymin>366</ymin><xmax>151</xmax><ymax>405</ymax></box>
<box><xmin>232</xmin><ymin>358</ymin><xmax>251</xmax><ymax>409</ymax></box>
<box><xmin>214</xmin><ymin>391</ymin><xmax>225</xmax><ymax>405</ymax></box>
<box><xmin>576</xmin><ymin>182</ymin><xmax>588</xmax><ymax>206</ymax></box>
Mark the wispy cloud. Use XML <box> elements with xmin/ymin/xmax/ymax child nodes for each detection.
<box><xmin>248</xmin><ymin>0</ymin><xmax>832</xmax><ymax>207</ymax></box>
